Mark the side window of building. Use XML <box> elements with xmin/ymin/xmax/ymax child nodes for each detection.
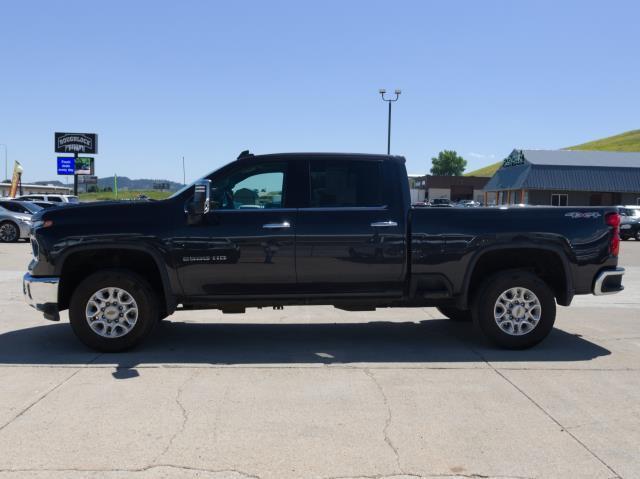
<box><xmin>309</xmin><ymin>160</ymin><xmax>384</xmax><ymax>207</ymax></box>
<box><xmin>551</xmin><ymin>194</ymin><xmax>568</xmax><ymax>206</ymax></box>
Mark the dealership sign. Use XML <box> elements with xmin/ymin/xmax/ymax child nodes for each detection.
<box><xmin>503</xmin><ymin>150</ymin><xmax>525</xmax><ymax>168</ymax></box>
<box><xmin>55</xmin><ymin>132</ymin><xmax>98</xmax><ymax>154</ymax></box>
<box><xmin>57</xmin><ymin>157</ymin><xmax>75</xmax><ymax>175</ymax></box>
<box><xmin>78</xmin><ymin>175</ymin><xmax>98</xmax><ymax>185</ymax></box>
<box><xmin>75</xmin><ymin>157</ymin><xmax>95</xmax><ymax>175</ymax></box>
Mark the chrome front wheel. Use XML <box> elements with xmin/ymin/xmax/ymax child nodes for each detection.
<box><xmin>85</xmin><ymin>287</ymin><xmax>139</xmax><ymax>338</ymax></box>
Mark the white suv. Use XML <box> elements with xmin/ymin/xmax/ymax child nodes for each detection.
<box><xmin>17</xmin><ymin>194</ymin><xmax>79</xmax><ymax>204</ymax></box>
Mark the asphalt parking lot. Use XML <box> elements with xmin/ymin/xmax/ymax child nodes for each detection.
<box><xmin>0</xmin><ymin>241</ymin><xmax>639</xmax><ymax>479</ymax></box>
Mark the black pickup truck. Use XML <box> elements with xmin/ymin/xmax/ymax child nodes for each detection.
<box><xmin>23</xmin><ymin>152</ymin><xmax>625</xmax><ymax>352</ymax></box>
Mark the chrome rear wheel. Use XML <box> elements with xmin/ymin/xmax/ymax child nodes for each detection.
<box><xmin>493</xmin><ymin>287</ymin><xmax>541</xmax><ymax>336</ymax></box>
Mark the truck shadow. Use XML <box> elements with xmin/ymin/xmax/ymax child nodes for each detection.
<box><xmin>0</xmin><ymin>319</ymin><xmax>611</xmax><ymax>370</ymax></box>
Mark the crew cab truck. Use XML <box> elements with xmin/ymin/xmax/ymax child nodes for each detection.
<box><xmin>23</xmin><ymin>152</ymin><xmax>625</xmax><ymax>352</ymax></box>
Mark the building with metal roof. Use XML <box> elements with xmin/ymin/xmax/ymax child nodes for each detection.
<box><xmin>0</xmin><ymin>182</ymin><xmax>72</xmax><ymax>198</ymax></box>
<box><xmin>483</xmin><ymin>149</ymin><xmax>640</xmax><ymax>206</ymax></box>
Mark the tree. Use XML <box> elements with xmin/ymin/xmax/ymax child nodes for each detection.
<box><xmin>430</xmin><ymin>150</ymin><xmax>467</xmax><ymax>176</ymax></box>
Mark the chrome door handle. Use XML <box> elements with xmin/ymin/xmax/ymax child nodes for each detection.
<box><xmin>262</xmin><ymin>222</ymin><xmax>291</xmax><ymax>229</ymax></box>
<box><xmin>370</xmin><ymin>221</ymin><xmax>398</xmax><ymax>227</ymax></box>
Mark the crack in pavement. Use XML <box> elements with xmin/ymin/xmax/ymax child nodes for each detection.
<box><xmin>0</xmin><ymin>466</ymin><xmax>535</xmax><ymax>479</ymax></box>
<box><xmin>322</xmin><ymin>473</ymin><xmax>534</xmax><ymax>479</ymax></box>
<box><xmin>469</xmin><ymin>347</ymin><xmax>622</xmax><ymax>479</ymax></box>
<box><xmin>151</xmin><ymin>370</ymin><xmax>200</xmax><ymax>463</ymax></box>
<box><xmin>363</xmin><ymin>368</ymin><xmax>403</xmax><ymax>474</ymax></box>
<box><xmin>0</xmin><ymin>467</ymin><xmax>535</xmax><ymax>479</ymax></box>
<box><xmin>0</xmin><ymin>464</ymin><xmax>261</xmax><ymax>478</ymax></box>
<box><xmin>0</xmin><ymin>352</ymin><xmax>103</xmax><ymax>435</ymax></box>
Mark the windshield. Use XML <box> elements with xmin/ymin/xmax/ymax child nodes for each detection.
<box><xmin>67</xmin><ymin>196</ymin><xmax>80</xmax><ymax>204</ymax></box>
<box><xmin>169</xmin><ymin>163</ymin><xmax>229</xmax><ymax>199</ymax></box>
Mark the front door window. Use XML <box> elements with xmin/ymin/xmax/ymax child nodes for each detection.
<box><xmin>212</xmin><ymin>163</ymin><xmax>286</xmax><ymax>210</ymax></box>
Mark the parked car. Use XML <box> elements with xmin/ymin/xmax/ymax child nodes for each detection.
<box><xmin>0</xmin><ymin>200</ymin><xmax>41</xmax><ymax>242</ymax></box>
<box><xmin>430</xmin><ymin>198</ymin><xmax>452</xmax><ymax>207</ymax></box>
<box><xmin>411</xmin><ymin>201</ymin><xmax>429</xmax><ymax>208</ymax></box>
<box><xmin>459</xmin><ymin>200</ymin><xmax>481</xmax><ymax>208</ymax></box>
<box><xmin>619</xmin><ymin>205</ymin><xmax>640</xmax><ymax>240</ymax></box>
<box><xmin>23</xmin><ymin>151</ymin><xmax>625</xmax><ymax>352</ymax></box>
<box><xmin>17</xmin><ymin>194</ymin><xmax>79</xmax><ymax>204</ymax></box>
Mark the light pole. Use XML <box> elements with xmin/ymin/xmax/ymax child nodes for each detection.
<box><xmin>379</xmin><ymin>89</ymin><xmax>401</xmax><ymax>154</ymax></box>
<box><xmin>0</xmin><ymin>144</ymin><xmax>7</xmax><ymax>182</ymax></box>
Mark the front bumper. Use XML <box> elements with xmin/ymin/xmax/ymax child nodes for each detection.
<box><xmin>18</xmin><ymin>221</ymin><xmax>31</xmax><ymax>239</ymax></box>
<box><xmin>593</xmin><ymin>268</ymin><xmax>625</xmax><ymax>296</ymax></box>
<box><xmin>23</xmin><ymin>273</ymin><xmax>60</xmax><ymax>321</ymax></box>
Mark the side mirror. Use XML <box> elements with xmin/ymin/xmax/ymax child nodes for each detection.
<box><xmin>187</xmin><ymin>179</ymin><xmax>211</xmax><ymax>224</ymax></box>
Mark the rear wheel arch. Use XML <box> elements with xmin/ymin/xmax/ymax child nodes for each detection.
<box><xmin>462</xmin><ymin>245</ymin><xmax>572</xmax><ymax>308</ymax></box>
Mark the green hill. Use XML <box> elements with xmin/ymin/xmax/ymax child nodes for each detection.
<box><xmin>566</xmin><ymin>129</ymin><xmax>640</xmax><ymax>152</ymax></box>
<box><xmin>464</xmin><ymin>129</ymin><xmax>640</xmax><ymax>177</ymax></box>
<box><xmin>464</xmin><ymin>162</ymin><xmax>501</xmax><ymax>177</ymax></box>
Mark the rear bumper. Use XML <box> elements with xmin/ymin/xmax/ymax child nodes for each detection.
<box><xmin>593</xmin><ymin>268</ymin><xmax>625</xmax><ymax>296</ymax></box>
<box><xmin>23</xmin><ymin>273</ymin><xmax>60</xmax><ymax>321</ymax></box>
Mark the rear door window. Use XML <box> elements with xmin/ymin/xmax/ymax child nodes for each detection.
<box><xmin>309</xmin><ymin>160</ymin><xmax>384</xmax><ymax>207</ymax></box>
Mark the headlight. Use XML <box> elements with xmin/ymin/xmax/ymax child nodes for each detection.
<box><xmin>31</xmin><ymin>238</ymin><xmax>39</xmax><ymax>259</ymax></box>
<box><xmin>32</xmin><ymin>219</ymin><xmax>53</xmax><ymax>229</ymax></box>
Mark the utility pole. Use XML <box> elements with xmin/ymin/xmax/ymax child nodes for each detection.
<box><xmin>379</xmin><ymin>89</ymin><xmax>401</xmax><ymax>155</ymax></box>
<box><xmin>73</xmin><ymin>152</ymin><xmax>79</xmax><ymax>196</ymax></box>
<box><xmin>182</xmin><ymin>156</ymin><xmax>186</xmax><ymax>185</ymax></box>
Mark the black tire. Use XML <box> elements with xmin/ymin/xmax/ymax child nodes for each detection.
<box><xmin>69</xmin><ymin>269</ymin><xmax>159</xmax><ymax>352</ymax></box>
<box><xmin>471</xmin><ymin>270</ymin><xmax>556</xmax><ymax>349</ymax></box>
<box><xmin>436</xmin><ymin>306</ymin><xmax>473</xmax><ymax>322</ymax></box>
<box><xmin>0</xmin><ymin>221</ymin><xmax>19</xmax><ymax>243</ymax></box>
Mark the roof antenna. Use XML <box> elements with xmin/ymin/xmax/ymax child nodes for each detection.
<box><xmin>237</xmin><ymin>150</ymin><xmax>252</xmax><ymax>159</ymax></box>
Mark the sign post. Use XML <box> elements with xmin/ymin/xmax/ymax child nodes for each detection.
<box><xmin>73</xmin><ymin>153</ymin><xmax>78</xmax><ymax>196</ymax></box>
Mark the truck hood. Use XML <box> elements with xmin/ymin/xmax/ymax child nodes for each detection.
<box><xmin>36</xmin><ymin>200</ymin><xmax>174</xmax><ymax>227</ymax></box>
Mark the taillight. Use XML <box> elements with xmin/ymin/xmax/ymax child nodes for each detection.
<box><xmin>606</xmin><ymin>212</ymin><xmax>620</xmax><ymax>256</ymax></box>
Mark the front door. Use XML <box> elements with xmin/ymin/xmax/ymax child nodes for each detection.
<box><xmin>177</xmin><ymin>160</ymin><xmax>296</xmax><ymax>297</ymax></box>
<box><xmin>294</xmin><ymin>158</ymin><xmax>406</xmax><ymax>296</ymax></box>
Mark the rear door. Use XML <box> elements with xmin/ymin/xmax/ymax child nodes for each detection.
<box><xmin>294</xmin><ymin>157</ymin><xmax>406</xmax><ymax>296</ymax></box>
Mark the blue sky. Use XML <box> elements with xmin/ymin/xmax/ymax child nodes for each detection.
<box><xmin>1</xmin><ymin>0</ymin><xmax>639</xmax><ymax>183</ymax></box>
